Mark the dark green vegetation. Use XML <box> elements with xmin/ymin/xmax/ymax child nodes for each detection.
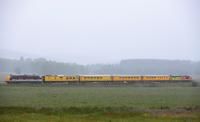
<box><xmin>1</xmin><ymin>57</ymin><xmax>200</xmax><ymax>75</ymax></box>
<box><xmin>0</xmin><ymin>107</ymin><xmax>200</xmax><ymax>122</ymax></box>
<box><xmin>0</xmin><ymin>85</ymin><xmax>200</xmax><ymax>121</ymax></box>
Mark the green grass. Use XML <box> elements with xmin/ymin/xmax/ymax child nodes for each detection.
<box><xmin>0</xmin><ymin>85</ymin><xmax>200</xmax><ymax>121</ymax></box>
<box><xmin>0</xmin><ymin>86</ymin><xmax>200</xmax><ymax>108</ymax></box>
<box><xmin>0</xmin><ymin>107</ymin><xmax>200</xmax><ymax>122</ymax></box>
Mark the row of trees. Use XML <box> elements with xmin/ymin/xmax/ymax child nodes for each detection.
<box><xmin>0</xmin><ymin>57</ymin><xmax>199</xmax><ymax>75</ymax></box>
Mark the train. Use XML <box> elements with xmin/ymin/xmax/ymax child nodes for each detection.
<box><xmin>5</xmin><ymin>74</ymin><xmax>192</xmax><ymax>84</ymax></box>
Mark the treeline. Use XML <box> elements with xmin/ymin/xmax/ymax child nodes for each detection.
<box><xmin>0</xmin><ymin>57</ymin><xmax>200</xmax><ymax>75</ymax></box>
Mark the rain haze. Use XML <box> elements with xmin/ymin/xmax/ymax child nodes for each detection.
<box><xmin>1</xmin><ymin>1</ymin><xmax>200</xmax><ymax>121</ymax></box>
<box><xmin>0</xmin><ymin>0</ymin><xmax>199</xmax><ymax>64</ymax></box>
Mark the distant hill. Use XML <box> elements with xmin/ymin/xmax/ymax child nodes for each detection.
<box><xmin>0</xmin><ymin>49</ymin><xmax>40</xmax><ymax>60</ymax></box>
<box><xmin>119</xmin><ymin>59</ymin><xmax>196</xmax><ymax>75</ymax></box>
<box><xmin>0</xmin><ymin>57</ymin><xmax>199</xmax><ymax>75</ymax></box>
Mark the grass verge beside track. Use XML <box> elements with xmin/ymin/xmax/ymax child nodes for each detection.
<box><xmin>0</xmin><ymin>85</ymin><xmax>200</xmax><ymax>121</ymax></box>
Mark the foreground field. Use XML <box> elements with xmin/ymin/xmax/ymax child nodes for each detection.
<box><xmin>0</xmin><ymin>107</ymin><xmax>200</xmax><ymax>122</ymax></box>
<box><xmin>0</xmin><ymin>85</ymin><xmax>200</xmax><ymax>121</ymax></box>
<box><xmin>0</xmin><ymin>85</ymin><xmax>200</xmax><ymax>108</ymax></box>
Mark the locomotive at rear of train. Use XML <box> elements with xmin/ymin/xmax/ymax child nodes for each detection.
<box><xmin>5</xmin><ymin>74</ymin><xmax>192</xmax><ymax>84</ymax></box>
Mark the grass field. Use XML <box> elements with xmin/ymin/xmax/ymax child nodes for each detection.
<box><xmin>0</xmin><ymin>85</ymin><xmax>200</xmax><ymax>121</ymax></box>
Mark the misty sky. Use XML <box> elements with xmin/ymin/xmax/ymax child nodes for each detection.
<box><xmin>0</xmin><ymin>0</ymin><xmax>199</xmax><ymax>64</ymax></box>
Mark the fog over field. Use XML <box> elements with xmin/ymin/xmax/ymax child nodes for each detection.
<box><xmin>0</xmin><ymin>0</ymin><xmax>199</xmax><ymax>64</ymax></box>
<box><xmin>1</xmin><ymin>1</ymin><xmax>200</xmax><ymax>122</ymax></box>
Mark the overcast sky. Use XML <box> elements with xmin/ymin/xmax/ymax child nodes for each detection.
<box><xmin>0</xmin><ymin>0</ymin><xmax>199</xmax><ymax>64</ymax></box>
